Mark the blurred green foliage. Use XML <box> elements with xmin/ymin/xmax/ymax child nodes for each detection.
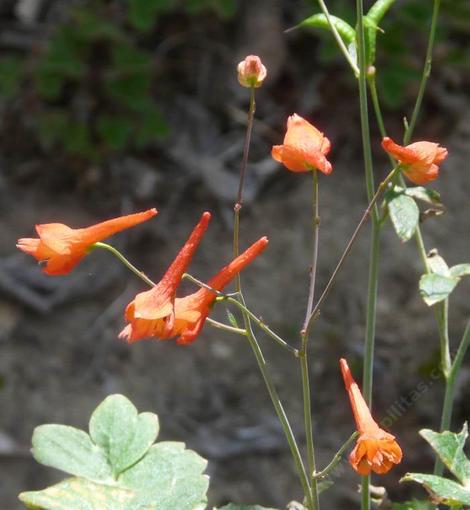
<box><xmin>0</xmin><ymin>0</ymin><xmax>236</xmax><ymax>160</ymax></box>
<box><xmin>306</xmin><ymin>0</ymin><xmax>470</xmax><ymax>108</ymax></box>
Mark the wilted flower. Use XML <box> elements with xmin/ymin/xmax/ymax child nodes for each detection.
<box><xmin>340</xmin><ymin>358</ymin><xmax>402</xmax><ymax>475</ymax></box>
<box><xmin>381</xmin><ymin>137</ymin><xmax>448</xmax><ymax>185</ymax></box>
<box><xmin>237</xmin><ymin>55</ymin><xmax>267</xmax><ymax>88</ymax></box>
<box><xmin>17</xmin><ymin>209</ymin><xmax>157</xmax><ymax>275</ymax></box>
<box><xmin>272</xmin><ymin>114</ymin><xmax>332</xmax><ymax>174</ymax></box>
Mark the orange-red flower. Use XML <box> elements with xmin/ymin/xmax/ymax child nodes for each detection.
<box><xmin>340</xmin><ymin>358</ymin><xmax>402</xmax><ymax>476</ymax></box>
<box><xmin>17</xmin><ymin>209</ymin><xmax>158</xmax><ymax>276</ymax></box>
<box><xmin>120</xmin><ymin>236</ymin><xmax>269</xmax><ymax>345</ymax></box>
<box><xmin>381</xmin><ymin>136</ymin><xmax>448</xmax><ymax>185</ymax></box>
<box><xmin>272</xmin><ymin>114</ymin><xmax>332</xmax><ymax>174</ymax></box>
<box><xmin>119</xmin><ymin>211</ymin><xmax>211</xmax><ymax>342</ymax></box>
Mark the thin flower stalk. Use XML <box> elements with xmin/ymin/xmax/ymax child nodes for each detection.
<box><xmin>300</xmin><ymin>169</ymin><xmax>321</xmax><ymax>507</ymax></box>
<box><xmin>234</xmin><ymin>63</ymin><xmax>314</xmax><ymax>507</ymax></box>
<box><xmin>356</xmin><ymin>0</ymin><xmax>379</xmax><ymax>506</ymax></box>
<box><xmin>313</xmin><ymin>432</ymin><xmax>359</xmax><ymax>480</ymax></box>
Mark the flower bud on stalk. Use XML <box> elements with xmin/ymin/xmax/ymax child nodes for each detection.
<box><xmin>237</xmin><ymin>55</ymin><xmax>267</xmax><ymax>88</ymax></box>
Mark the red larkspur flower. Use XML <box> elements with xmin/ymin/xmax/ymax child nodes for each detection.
<box><xmin>17</xmin><ymin>209</ymin><xmax>158</xmax><ymax>275</ymax></box>
<box><xmin>120</xmin><ymin>236</ymin><xmax>269</xmax><ymax>344</ymax></box>
<box><xmin>340</xmin><ymin>358</ymin><xmax>402</xmax><ymax>475</ymax></box>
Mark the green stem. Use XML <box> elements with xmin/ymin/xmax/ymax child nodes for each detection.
<box><xmin>233</xmin><ymin>86</ymin><xmax>256</xmax><ymax>287</ymax></box>
<box><xmin>356</xmin><ymin>0</ymin><xmax>379</xmax><ymax>507</ymax></box>
<box><xmin>206</xmin><ymin>317</ymin><xmax>246</xmax><ymax>335</ymax></box>
<box><xmin>404</xmin><ymin>0</ymin><xmax>441</xmax><ymax>145</ymax></box>
<box><xmin>299</xmin><ymin>170</ymin><xmax>320</xmax><ymax>507</ymax></box>
<box><xmin>314</xmin><ymin>432</ymin><xmax>358</xmax><ymax>479</ymax></box>
<box><xmin>243</xmin><ymin>303</ymin><xmax>315</xmax><ymax>509</ymax></box>
<box><xmin>434</xmin><ymin>320</ymin><xmax>470</xmax><ymax>475</ymax></box>
<box><xmin>316</xmin><ymin>0</ymin><xmax>360</xmax><ymax>76</ymax></box>
<box><xmin>225</xmin><ymin>296</ymin><xmax>299</xmax><ymax>356</ymax></box>
<box><xmin>93</xmin><ymin>242</ymin><xmax>155</xmax><ymax>287</ymax></box>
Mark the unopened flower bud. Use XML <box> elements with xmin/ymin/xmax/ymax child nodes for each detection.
<box><xmin>237</xmin><ymin>55</ymin><xmax>267</xmax><ymax>88</ymax></box>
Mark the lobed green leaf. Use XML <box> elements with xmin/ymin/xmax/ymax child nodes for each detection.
<box><xmin>419</xmin><ymin>273</ymin><xmax>459</xmax><ymax>306</ymax></box>
<box><xmin>385</xmin><ymin>190</ymin><xmax>419</xmax><ymax>242</ymax></box>
<box><xmin>401</xmin><ymin>473</ymin><xmax>470</xmax><ymax>505</ymax></box>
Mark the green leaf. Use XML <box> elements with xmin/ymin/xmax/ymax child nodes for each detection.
<box><xmin>385</xmin><ymin>190</ymin><xmax>419</xmax><ymax>241</ymax></box>
<box><xmin>298</xmin><ymin>14</ymin><xmax>356</xmax><ymax>45</ymax></box>
<box><xmin>226</xmin><ymin>309</ymin><xmax>239</xmax><ymax>329</ymax></box>
<box><xmin>97</xmin><ymin>115</ymin><xmax>133</xmax><ymax>151</ymax></box>
<box><xmin>367</xmin><ymin>0</ymin><xmax>396</xmax><ymax>26</ymax></box>
<box><xmin>89</xmin><ymin>394</ymin><xmax>159</xmax><ymax>477</ymax></box>
<box><xmin>0</xmin><ymin>57</ymin><xmax>23</xmax><ymax>98</ymax></box>
<box><xmin>401</xmin><ymin>473</ymin><xmax>470</xmax><ymax>505</ymax></box>
<box><xmin>128</xmin><ymin>0</ymin><xmax>171</xmax><ymax>32</ymax></box>
<box><xmin>19</xmin><ymin>477</ymin><xmax>140</xmax><ymax>510</ymax></box>
<box><xmin>420</xmin><ymin>423</ymin><xmax>470</xmax><ymax>486</ymax></box>
<box><xmin>215</xmin><ymin>505</ymin><xmax>279</xmax><ymax>510</ymax></box>
<box><xmin>395</xmin><ymin>186</ymin><xmax>442</xmax><ymax>206</ymax></box>
<box><xmin>450</xmin><ymin>264</ymin><xmax>470</xmax><ymax>279</ymax></box>
<box><xmin>119</xmin><ymin>442</ymin><xmax>209</xmax><ymax>510</ymax></box>
<box><xmin>32</xmin><ymin>425</ymin><xmax>112</xmax><ymax>481</ymax></box>
<box><xmin>36</xmin><ymin>110</ymin><xmax>69</xmax><ymax>150</ymax></box>
<box><xmin>134</xmin><ymin>107</ymin><xmax>168</xmax><ymax>148</ymax></box>
<box><xmin>106</xmin><ymin>73</ymin><xmax>153</xmax><ymax>111</ymax></box>
<box><xmin>21</xmin><ymin>395</ymin><xmax>209</xmax><ymax>510</ymax></box>
<box><xmin>419</xmin><ymin>273</ymin><xmax>459</xmax><ymax>306</ymax></box>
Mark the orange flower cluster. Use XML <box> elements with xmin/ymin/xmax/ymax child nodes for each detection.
<box><xmin>382</xmin><ymin>137</ymin><xmax>448</xmax><ymax>185</ymax></box>
<box><xmin>17</xmin><ymin>209</ymin><xmax>268</xmax><ymax>345</ymax></box>
<box><xmin>340</xmin><ymin>358</ymin><xmax>402</xmax><ymax>475</ymax></box>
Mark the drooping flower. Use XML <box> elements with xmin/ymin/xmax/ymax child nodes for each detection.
<box><xmin>120</xmin><ymin>236</ymin><xmax>269</xmax><ymax>345</ymax></box>
<box><xmin>17</xmin><ymin>209</ymin><xmax>158</xmax><ymax>276</ymax></box>
<box><xmin>340</xmin><ymin>358</ymin><xmax>402</xmax><ymax>475</ymax></box>
<box><xmin>381</xmin><ymin>136</ymin><xmax>448</xmax><ymax>185</ymax></box>
<box><xmin>272</xmin><ymin>114</ymin><xmax>332</xmax><ymax>174</ymax></box>
<box><xmin>119</xmin><ymin>211</ymin><xmax>211</xmax><ymax>341</ymax></box>
<box><xmin>237</xmin><ymin>55</ymin><xmax>267</xmax><ymax>88</ymax></box>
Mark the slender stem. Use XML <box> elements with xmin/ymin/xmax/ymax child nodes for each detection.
<box><xmin>299</xmin><ymin>170</ymin><xmax>320</xmax><ymax>507</ymax></box>
<box><xmin>93</xmin><ymin>242</ymin><xmax>155</xmax><ymax>287</ymax></box>
<box><xmin>316</xmin><ymin>0</ymin><xmax>360</xmax><ymax>76</ymax></box>
<box><xmin>206</xmin><ymin>317</ymin><xmax>246</xmax><ymax>335</ymax></box>
<box><xmin>242</xmin><ymin>302</ymin><xmax>315</xmax><ymax>509</ymax></box>
<box><xmin>303</xmin><ymin>169</ymin><xmax>320</xmax><ymax>332</ymax></box>
<box><xmin>314</xmin><ymin>432</ymin><xmax>359</xmax><ymax>479</ymax></box>
<box><xmin>304</xmin><ymin>166</ymin><xmax>400</xmax><ymax>339</ymax></box>
<box><xmin>225</xmin><ymin>296</ymin><xmax>299</xmax><ymax>355</ymax></box>
<box><xmin>434</xmin><ymin>320</ymin><xmax>470</xmax><ymax>475</ymax></box>
<box><xmin>404</xmin><ymin>0</ymin><xmax>441</xmax><ymax>145</ymax></box>
<box><xmin>356</xmin><ymin>0</ymin><xmax>379</xmax><ymax>507</ymax></box>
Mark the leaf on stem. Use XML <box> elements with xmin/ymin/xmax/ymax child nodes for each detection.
<box><xmin>384</xmin><ymin>189</ymin><xmax>419</xmax><ymax>242</ymax></box>
<box><xmin>19</xmin><ymin>394</ymin><xmax>208</xmax><ymax>510</ymax></box>
<box><xmin>401</xmin><ymin>423</ymin><xmax>470</xmax><ymax>506</ymax></box>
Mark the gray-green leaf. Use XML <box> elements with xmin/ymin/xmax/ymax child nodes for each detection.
<box><xmin>215</xmin><ymin>506</ymin><xmax>279</xmax><ymax>510</ymax></box>
<box><xmin>32</xmin><ymin>425</ymin><xmax>112</xmax><ymax>481</ymax></box>
<box><xmin>401</xmin><ymin>473</ymin><xmax>470</xmax><ymax>505</ymax></box>
<box><xmin>420</xmin><ymin>423</ymin><xmax>470</xmax><ymax>486</ymax></box>
<box><xmin>120</xmin><ymin>442</ymin><xmax>209</xmax><ymax>510</ymax></box>
<box><xmin>385</xmin><ymin>190</ymin><xmax>419</xmax><ymax>242</ymax></box>
<box><xmin>419</xmin><ymin>273</ymin><xmax>459</xmax><ymax>306</ymax></box>
<box><xmin>89</xmin><ymin>394</ymin><xmax>159</xmax><ymax>477</ymax></box>
<box><xmin>19</xmin><ymin>477</ymin><xmax>141</xmax><ymax>510</ymax></box>
<box><xmin>449</xmin><ymin>263</ymin><xmax>470</xmax><ymax>279</ymax></box>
